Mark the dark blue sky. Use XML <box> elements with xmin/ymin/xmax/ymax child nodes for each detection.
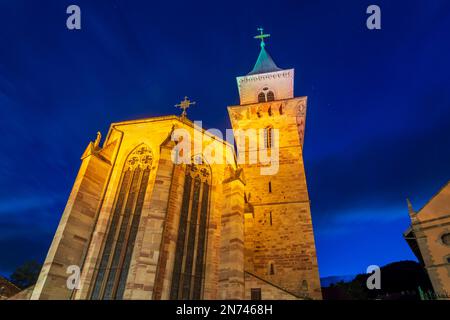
<box><xmin>1</xmin><ymin>0</ymin><xmax>449</xmax><ymax>278</ymax></box>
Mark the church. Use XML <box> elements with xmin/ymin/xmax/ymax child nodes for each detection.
<box><xmin>30</xmin><ymin>30</ymin><xmax>322</xmax><ymax>300</ymax></box>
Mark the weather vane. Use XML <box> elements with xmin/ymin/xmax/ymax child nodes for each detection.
<box><xmin>175</xmin><ymin>96</ymin><xmax>196</xmax><ymax>118</ymax></box>
<box><xmin>254</xmin><ymin>27</ymin><xmax>270</xmax><ymax>48</ymax></box>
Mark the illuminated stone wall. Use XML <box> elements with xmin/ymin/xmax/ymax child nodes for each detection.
<box><xmin>228</xmin><ymin>97</ymin><xmax>322</xmax><ymax>300</ymax></box>
<box><xmin>31</xmin><ymin>140</ymin><xmax>112</xmax><ymax>300</ymax></box>
<box><xmin>32</xmin><ymin>116</ymin><xmax>247</xmax><ymax>300</ymax></box>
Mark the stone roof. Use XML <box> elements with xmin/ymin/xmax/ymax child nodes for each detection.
<box><xmin>248</xmin><ymin>46</ymin><xmax>282</xmax><ymax>75</ymax></box>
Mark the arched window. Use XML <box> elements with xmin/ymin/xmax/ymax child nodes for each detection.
<box><xmin>258</xmin><ymin>92</ymin><xmax>266</xmax><ymax>103</ymax></box>
<box><xmin>170</xmin><ymin>161</ymin><xmax>211</xmax><ymax>300</ymax></box>
<box><xmin>264</xmin><ymin>127</ymin><xmax>273</xmax><ymax>149</ymax></box>
<box><xmin>267</xmin><ymin>91</ymin><xmax>275</xmax><ymax>101</ymax></box>
<box><xmin>91</xmin><ymin>145</ymin><xmax>153</xmax><ymax>300</ymax></box>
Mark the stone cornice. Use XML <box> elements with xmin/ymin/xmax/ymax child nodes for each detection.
<box><xmin>236</xmin><ymin>69</ymin><xmax>294</xmax><ymax>84</ymax></box>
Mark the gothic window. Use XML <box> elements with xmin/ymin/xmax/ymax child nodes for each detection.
<box><xmin>264</xmin><ymin>127</ymin><xmax>272</xmax><ymax>149</ymax></box>
<box><xmin>170</xmin><ymin>161</ymin><xmax>211</xmax><ymax>300</ymax></box>
<box><xmin>258</xmin><ymin>92</ymin><xmax>266</xmax><ymax>103</ymax></box>
<box><xmin>269</xmin><ymin>211</ymin><xmax>273</xmax><ymax>226</ymax></box>
<box><xmin>268</xmin><ymin>181</ymin><xmax>272</xmax><ymax>193</ymax></box>
<box><xmin>251</xmin><ymin>288</ymin><xmax>262</xmax><ymax>300</ymax></box>
<box><xmin>267</xmin><ymin>91</ymin><xmax>275</xmax><ymax>101</ymax></box>
<box><xmin>442</xmin><ymin>233</ymin><xmax>450</xmax><ymax>246</ymax></box>
<box><xmin>91</xmin><ymin>145</ymin><xmax>153</xmax><ymax>300</ymax></box>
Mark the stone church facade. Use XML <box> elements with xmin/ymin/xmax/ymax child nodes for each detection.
<box><xmin>30</xmin><ymin>35</ymin><xmax>322</xmax><ymax>300</ymax></box>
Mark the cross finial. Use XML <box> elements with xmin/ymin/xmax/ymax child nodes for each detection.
<box><xmin>254</xmin><ymin>27</ymin><xmax>270</xmax><ymax>48</ymax></box>
<box><xmin>175</xmin><ymin>96</ymin><xmax>196</xmax><ymax>118</ymax></box>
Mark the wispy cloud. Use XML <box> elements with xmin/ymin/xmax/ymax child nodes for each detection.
<box><xmin>0</xmin><ymin>195</ymin><xmax>59</xmax><ymax>215</ymax></box>
<box><xmin>315</xmin><ymin>205</ymin><xmax>408</xmax><ymax>238</ymax></box>
<box><xmin>333</xmin><ymin>206</ymin><xmax>406</xmax><ymax>224</ymax></box>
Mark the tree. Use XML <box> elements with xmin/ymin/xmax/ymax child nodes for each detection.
<box><xmin>9</xmin><ymin>260</ymin><xmax>42</xmax><ymax>289</ymax></box>
<box><xmin>322</xmin><ymin>260</ymin><xmax>434</xmax><ymax>300</ymax></box>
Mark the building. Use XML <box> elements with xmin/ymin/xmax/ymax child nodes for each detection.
<box><xmin>30</xmin><ymin>30</ymin><xmax>322</xmax><ymax>300</ymax></box>
<box><xmin>404</xmin><ymin>181</ymin><xmax>450</xmax><ymax>299</ymax></box>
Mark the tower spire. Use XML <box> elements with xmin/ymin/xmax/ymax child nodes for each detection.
<box><xmin>248</xmin><ymin>27</ymin><xmax>281</xmax><ymax>75</ymax></box>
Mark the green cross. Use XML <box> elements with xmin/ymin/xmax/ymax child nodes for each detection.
<box><xmin>254</xmin><ymin>27</ymin><xmax>270</xmax><ymax>48</ymax></box>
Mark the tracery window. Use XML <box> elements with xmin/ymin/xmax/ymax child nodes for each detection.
<box><xmin>91</xmin><ymin>145</ymin><xmax>153</xmax><ymax>300</ymax></box>
<box><xmin>266</xmin><ymin>91</ymin><xmax>275</xmax><ymax>101</ymax></box>
<box><xmin>170</xmin><ymin>161</ymin><xmax>211</xmax><ymax>300</ymax></box>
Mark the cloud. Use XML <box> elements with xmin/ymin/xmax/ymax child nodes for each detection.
<box><xmin>314</xmin><ymin>205</ymin><xmax>407</xmax><ymax>238</ymax></box>
<box><xmin>0</xmin><ymin>234</ymin><xmax>52</xmax><ymax>277</ymax></box>
<box><xmin>307</xmin><ymin>110</ymin><xmax>450</xmax><ymax>219</ymax></box>
<box><xmin>0</xmin><ymin>195</ymin><xmax>59</xmax><ymax>216</ymax></box>
<box><xmin>0</xmin><ymin>196</ymin><xmax>61</xmax><ymax>276</ymax></box>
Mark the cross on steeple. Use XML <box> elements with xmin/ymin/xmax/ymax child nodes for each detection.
<box><xmin>254</xmin><ymin>27</ymin><xmax>270</xmax><ymax>48</ymax></box>
<box><xmin>175</xmin><ymin>96</ymin><xmax>196</xmax><ymax>118</ymax></box>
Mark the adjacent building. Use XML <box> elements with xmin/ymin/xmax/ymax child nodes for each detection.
<box><xmin>404</xmin><ymin>181</ymin><xmax>450</xmax><ymax>299</ymax></box>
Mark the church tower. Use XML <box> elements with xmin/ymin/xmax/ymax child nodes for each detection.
<box><xmin>228</xmin><ymin>29</ymin><xmax>322</xmax><ymax>299</ymax></box>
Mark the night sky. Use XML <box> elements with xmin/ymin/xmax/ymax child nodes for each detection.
<box><xmin>1</xmin><ymin>0</ymin><xmax>450</xmax><ymax>279</ymax></box>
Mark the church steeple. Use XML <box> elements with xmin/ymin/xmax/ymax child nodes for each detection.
<box><xmin>248</xmin><ymin>46</ymin><xmax>281</xmax><ymax>75</ymax></box>
<box><xmin>236</xmin><ymin>28</ymin><xmax>294</xmax><ymax>105</ymax></box>
<box><xmin>248</xmin><ymin>28</ymin><xmax>281</xmax><ymax>75</ymax></box>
